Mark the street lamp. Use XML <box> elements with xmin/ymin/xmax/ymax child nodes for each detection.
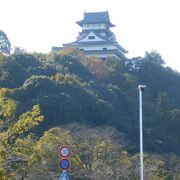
<box><xmin>138</xmin><ymin>85</ymin><xmax>146</xmax><ymax>180</ymax></box>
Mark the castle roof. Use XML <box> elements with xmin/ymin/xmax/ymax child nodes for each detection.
<box><xmin>76</xmin><ymin>11</ymin><xmax>115</xmax><ymax>27</ymax></box>
<box><xmin>63</xmin><ymin>40</ymin><xmax>127</xmax><ymax>54</ymax></box>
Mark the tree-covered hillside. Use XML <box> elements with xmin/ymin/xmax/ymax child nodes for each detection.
<box><xmin>0</xmin><ymin>46</ymin><xmax>180</xmax><ymax>179</ymax></box>
<box><xmin>0</xmin><ymin>48</ymin><xmax>180</xmax><ymax>154</ymax></box>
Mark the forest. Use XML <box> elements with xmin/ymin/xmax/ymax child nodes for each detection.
<box><xmin>0</xmin><ymin>30</ymin><xmax>180</xmax><ymax>179</ymax></box>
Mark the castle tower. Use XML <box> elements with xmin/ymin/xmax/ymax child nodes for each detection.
<box><xmin>53</xmin><ymin>11</ymin><xmax>127</xmax><ymax>59</ymax></box>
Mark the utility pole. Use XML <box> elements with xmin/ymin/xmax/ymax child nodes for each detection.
<box><xmin>138</xmin><ymin>85</ymin><xmax>146</xmax><ymax>180</ymax></box>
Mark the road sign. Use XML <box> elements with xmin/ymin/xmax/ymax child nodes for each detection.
<box><xmin>59</xmin><ymin>159</ymin><xmax>71</xmax><ymax>171</ymax></box>
<box><xmin>59</xmin><ymin>145</ymin><xmax>71</xmax><ymax>158</ymax></box>
<box><xmin>59</xmin><ymin>171</ymin><xmax>69</xmax><ymax>180</ymax></box>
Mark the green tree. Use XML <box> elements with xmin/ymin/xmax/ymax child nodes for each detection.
<box><xmin>81</xmin><ymin>57</ymin><xmax>110</xmax><ymax>79</ymax></box>
<box><xmin>0</xmin><ymin>88</ymin><xmax>16</xmax><ymax>126</ymax></box>
<box><xmin>145</xmin><ymin>50</ymin><xmax>165</xmax><ymax>65</ymax></box>
<box><xmin>0</xmin><ymin>104</ymin><xmax>44</xmax><ymax>179</ymax></box>
<box><xmin>156</xmin><ymin>92</ymin><xmax>170</xmax><ymax>119</ymax></box>
<box><xmin>0</xmin><ymin>30</ymin><xmax>11</xmax><ymax>55</ymax></box>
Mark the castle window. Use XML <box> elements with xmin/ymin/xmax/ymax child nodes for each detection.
<box><xmin>100</xmin><ymin>23</ymin><xmax>106</xmax><ymax>29</ymax></box>
<box><xmin>82</xmin><ymin>24</ymin><xmax>88</xmax><ymax>30</ymax></box>
<box><xmin>93</xmin><ymin>24</ymin><xmax>100</xmax><ymax>29</ymax></box>
<box><xmin>88</xmin><ymin>36</ymin><xmax>95</xmax><ymax>39</ymax></box>
<box><xmin>88</xmin><ymin>24</ymin><xmax>93</xmax><ymax>29</ymax></box>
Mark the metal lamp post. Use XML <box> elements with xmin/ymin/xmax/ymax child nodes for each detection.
<box><xmin>138</xmin><ymin>85</ymin><xmax>146</xmax><ymax>180</ymax></box>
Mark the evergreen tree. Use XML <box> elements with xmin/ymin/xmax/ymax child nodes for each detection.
<box><xmin>0</xmin><ymin>30</ymin><xmax>11</xmax><ymax>55</ymax></box>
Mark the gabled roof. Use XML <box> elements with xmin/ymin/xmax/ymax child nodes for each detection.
<box><xmin>76</xmin><ymin>11</ymin><xmax>115</xmax><ymax>27</ymax></box>
<box><xmin>63</xmin><ymin>31</ymin><xmax>109</xmax><ymax>46</ymax></box>
<box><xmin>63</xmin><ymin>31</ymin><xmax>128</xmax><ymax>53</ymax></box>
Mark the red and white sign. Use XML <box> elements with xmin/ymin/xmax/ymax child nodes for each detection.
<box><xmin>59</xmin><ymin>145</ymin><xmax>71</xmax><ymax>158</ymax></box>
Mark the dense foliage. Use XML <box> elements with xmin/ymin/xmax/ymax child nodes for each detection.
<box><xmin>0</xmin><ymin>47</ymin><xmax>180</xmax><ymax>179</ymax></box>
<box><xmin>0</xmin><ymin>30</ymin><xmax>11</xmax><ymax>55</ymax></box>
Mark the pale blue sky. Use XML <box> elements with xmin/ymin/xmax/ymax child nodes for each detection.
<box><xmin>0</xmin><ymin>0</ymin><xmax>180</xmax><ymax>72</ymax></box>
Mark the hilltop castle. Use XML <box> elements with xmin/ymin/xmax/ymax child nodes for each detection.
<box><xmin>52</xmin><ymin>11</ymin><xmax>127</xmax><ymax>60</ymax></box>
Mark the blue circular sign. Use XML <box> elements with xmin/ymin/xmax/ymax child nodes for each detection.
<box><xmin>59</xmin><ymin>159</ymin><xmax>71</xmax><ymax>170</ymax></box>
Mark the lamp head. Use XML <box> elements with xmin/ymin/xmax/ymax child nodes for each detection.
<box><xmin>138</xmin><ymin>85</ymin><xmax>146</xmax><ymax>91</ymax></box>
